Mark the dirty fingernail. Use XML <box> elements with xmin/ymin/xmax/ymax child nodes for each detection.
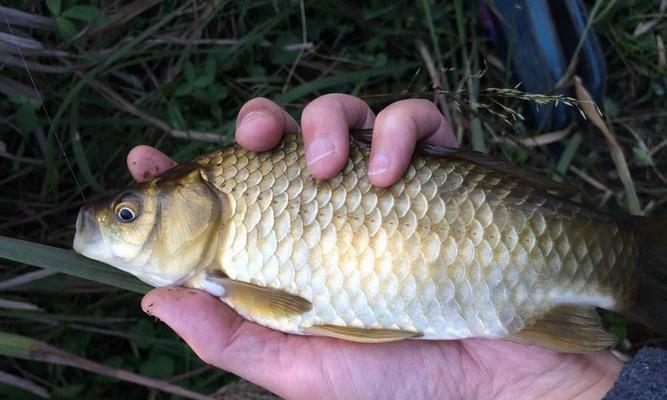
<box><xmin>306</xmin><ymin>138</ymin><xmax>335</xmax><ymax>167</ymax></box>
<box><xmin>368</xmin><ymin>154</ymin><xmax>390</xmax><ymax>176</ymax></box>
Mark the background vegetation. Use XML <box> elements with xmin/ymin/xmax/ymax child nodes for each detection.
<box><xmin>0</xmin><ymin>0</ymin><xmax>665</xmax><ymax>398</ymax></box>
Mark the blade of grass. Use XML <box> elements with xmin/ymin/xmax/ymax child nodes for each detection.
<box><xmin>554</xmin><ymin>0</ymin><xmax>614</xmax><ymax>89</ymax></box>
<box><xmin>455</xmin><ymin>0</ymin><xmax>486</xmax><ymax>152</ymax></box>
<box><xmin>0</xmin><ymin>370</ymin><xmax>49</xmax><ymax>399</ymax></box>
<box><xmin>556</xmin><ymin>133</ymin><xmax>583</xmax><ymax>176</ymax></box>
<box><xmin>70</xmin><ymin>95</ymin><xmax>104</xmax><ymax>193</ymax></box>
<box><xmin>0</xmin><ymin>309</ymin><xmax>134</xmax><ymax>324</ymax></box>
<box><xmin>0</xmin><ymin>269</ymin><xmax>56</xmax><ymax>290</ymax></box>
<box><xmin>419</xmin><ymin>0</ymin><xmax>452</xmax><ymax>121</ymax></box>
<box><xmin>276</xmin><ymin>62</ymin><xmax>419</xmax><ymax>104</ymax></box>
<box><xmin>0</xmin><ymin>331</ymin><xmax>213</xmax><ymax>400</ymax></box>
<box><xmin>415</xmin><ymin>39</ymin><xmax>451</xmax><ymax>122</ymax></box>
<box><xmin>0</xmin><ymin>236</ymin><xmax>149</xmax><ymax>293</ymax></box>
<box><xmin>0</xmin><ymin>298</ymin><xmax>41</xmax><ymax>311</ymax></box>
<box><xmin>518</xmin><ymin>126</ymin><xmax>573</xmax><ymax>147</ymax></box>
<box><xmin>574</xmin><ymin>76</ymin><xmax>641</xmax><ymax>214</ymax></box>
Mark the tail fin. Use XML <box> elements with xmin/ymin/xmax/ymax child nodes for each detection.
<box><xmin>631</xmin><ymin>217</ymin><xmax>667</xmax><ymax>336</ymax></box>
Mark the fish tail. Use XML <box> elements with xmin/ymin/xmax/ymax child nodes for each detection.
<box><xmin>628</xmin><ymin>216</ymin><xmax>667</xmax><ymax>336</ymax></box>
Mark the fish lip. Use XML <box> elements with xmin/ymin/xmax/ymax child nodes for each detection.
<box><xmin>73</xmin><ymin>206</ymin><xmax>102</xmax><ymax>254</ymax></box>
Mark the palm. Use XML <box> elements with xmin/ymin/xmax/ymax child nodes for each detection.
<box><xmin>143</xmin><ymin>288</ymin><xmax>620</xmax><ymax>400</ymax></box>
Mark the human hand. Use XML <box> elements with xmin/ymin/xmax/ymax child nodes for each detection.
<box><xmin>128</xmin><ymin>95</ymin><xmax>622</xmax><ymax>399</ymax></box>
<box><xmin>129</xmin><ymin>94</ymin><xmax>457</xmax><ymax>188</ymax></box>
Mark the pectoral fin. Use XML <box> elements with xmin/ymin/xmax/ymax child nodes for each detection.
<box><xmin>206</xmin><ymin>273</ymin><xmax>312</xmax><ymax>319</ymax></box>
<box><xmin>304</xmin><ymin>324</ymin><xmax>423</xmax><ymax>343</ymax></box>
<box><xmin>508</xmin><ymin>305</ymin><xmax>616</xmax><ymax>353</ymax></box>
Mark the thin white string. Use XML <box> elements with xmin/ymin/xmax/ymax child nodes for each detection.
<box><xmin>1</xmin><ymin>9</ymin><xmax>87</xmax><ymax>203</ymax></box>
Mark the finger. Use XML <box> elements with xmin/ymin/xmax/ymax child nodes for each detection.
<box><xmin>369</xmin><ymin>99</ymin><xmax>456</xmax><ymax>187</ymax></box>
<box><xmin>301</xmin><ymin>94</ymin><xmax>375</xmax><ymax>179</ymax></box>
<box><xmin>127</xmin><ymin>145</ymin><xmax>177</xmax><ymax>182</ymax></box>
<box><xmin>235</xmin><ymin>97</ymin><xmax>300</xmax><ymax>152</ymax></box>
<box><xmin>142</xmin><ymin>287</ymin><xmax>324</xmax><ymax>398</ymax></box>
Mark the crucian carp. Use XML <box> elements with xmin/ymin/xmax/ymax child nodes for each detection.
<box><xmin>73</xmin><ymin>132</ymin><xmax>667</xmax><ymax>353</ymax></box>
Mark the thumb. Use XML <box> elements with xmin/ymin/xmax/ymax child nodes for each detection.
<box><xmin>141</xmin><ymin>287</ymin><xmax>322</xmax><ymax>398</ymax></box>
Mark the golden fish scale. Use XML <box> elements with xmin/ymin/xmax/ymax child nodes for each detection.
<box><xmin>194</xmin><ymin>133</ymin><xmax>636</xmax><ymax>339</ymax></box>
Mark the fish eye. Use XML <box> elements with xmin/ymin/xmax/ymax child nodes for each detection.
<box><xmin>114</xmin><ymin>203</ymin><xmax>137</xmax><ymax>223</ymax></box>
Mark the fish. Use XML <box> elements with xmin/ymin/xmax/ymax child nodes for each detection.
<box><xmin>73</xmin><ymin>131</ymin><xmax>667</xmax><ymax>352</ymax></box>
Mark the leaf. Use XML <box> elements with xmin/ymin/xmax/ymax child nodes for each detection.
<box><xmin>130</xmin><ymin>320</ymin><xmax>156</xmax><ymax>349</ymax></box>
<box><xmin>0</xmin><ymin>236</ymin><xmax>149</xmax><ymax>294</ymax></box>
<box><xmin>204</xmin><ymin>83</ymin><xmax>229</xmax><ymax>102</ymax></box>
<box><xmin>374</xmin><ymin>53</ymin><xmax>388</xmax><ymax>67</ymax></box>
<box><xmin>62</xmin><ymin>5</ymin><xmax>108</xmax><ymax>25</ymax></box>
<box><xmin>52</xmin><ymin>384</ymin><xmax>84</xmax><ymax>398</ymax></box>
<box><xmin>47</xmin><ymin>0</ymin><xmax>61</xmax><ymax>15</ymax></box>
<box><xmin>7</xmin><ymin>91</ymin><xmax>27</xmax><ymax>105</ymax></box>
<box><xmin>167</xmin><ymin>101</ymin><xmax>186</xmax><ymax>130</ymax></box>
<box><xmin>271</xmin><ymin>32</ymin><xmax>301</xmax><ymax>64</ymax></box>
<box><xmin>210</xmin><ymin>103</ymin><xmax>223</xmax><ymax>120</ymax></box>
<box><xmin>184</xmin><ymin>62</ymin><xmax>197</xmax><ymax>84</ymax></box>
<box><xmin>173</xmin><ymin>82</ymin><xmax>194</xmax><ymax>97</ymax></box>
<box><xmin>204</xmin><ymin>58</ymin><xmax>217</xmax><ymax>81</ymax></box>
<box><xmin>632</xmin><ymin>146</ymin><xmax>654</xmax><ymax>167</ymax></box>
<box><xmin>103</xmin><ymin>356</ymin><xmax>124</xmax><ymax>369</ymax></box>
<box><xmin>56</xmin><ymin>16</ymin><xmax>77</xmax><ymax>40</ymax></box>
<box><xmin>193</xmin><ymin>74</ymin><xmax>215</xmax><ymax>88</ymax></box>
<box><xmin>16</xmin><ymin>103</ymin><xmax>37</xmax><ymax>134</ymax></box>
<box><xmin>140</xmin><ymin>354</ymin><xmax>175</xmax><ymax>379</ymax></box>
<box><xmin>249</xmin><ymin>65</ymin><xmax>266</xmax><ymax>78</ymax></box>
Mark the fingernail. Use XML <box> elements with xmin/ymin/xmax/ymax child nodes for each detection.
<box><xmin>306</xmin><ymin>138</ymin><xmax>334</xmax><ymax>167</ymax></box>
<box><xmin>368</xmin><ymin>154</ymin><xmax>390</xmax><ymax>176</ymax></box>
<box><xmin>239</xmin><ymin>111</ymin><xmax>266</xmax><ymax>127</ymax></box>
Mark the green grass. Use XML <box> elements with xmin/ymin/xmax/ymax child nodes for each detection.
<box><xmin>0</xmin><ymin>0</ymin><xmax>666</xmax><ymax>398</ymax></box>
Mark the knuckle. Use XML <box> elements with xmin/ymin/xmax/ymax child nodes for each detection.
<box><xmin>246</xmin><ymin>96</ymin><xmax>274</xmax><ymax>107</ymax></box>
<box><xmin>238</xmin><ymin>97</ymin><xmax>278</xmax><ymax>116</ymax></box>
<box><xmin>304</xmin><ymin>94</ymin><xmax>345</xmax><ymax>114</ymax></box>
<box><xmin>376</xmin><ymin>107</ymin><xmax>415</xmax><ymax>129</ymax></box>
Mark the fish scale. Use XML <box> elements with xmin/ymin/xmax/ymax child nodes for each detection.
<box><xmin>192</xmin><ymin>133</ymin><xmax>636</xmax><ymax>339</ymax></box>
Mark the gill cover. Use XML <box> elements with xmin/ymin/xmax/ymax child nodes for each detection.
<box><xmin>155</xmin><ymin>167</ymin><xmax>222</xmax><ymax>251</ymax></box>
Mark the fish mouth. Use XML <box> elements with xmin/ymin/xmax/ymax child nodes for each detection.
<box><xmin>73</xmin><ymin>206</ymin><xmax>102</xmax><ymax>255</ymax></box>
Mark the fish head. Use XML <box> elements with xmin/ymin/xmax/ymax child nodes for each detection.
<box><xmin>73</xmin><ymin>165</ymin><xmax>225</xmax><ymax>287</ymax></box>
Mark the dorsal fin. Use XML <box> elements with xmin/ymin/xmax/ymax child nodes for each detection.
<box><xmin>349</xmin><ymin>129</ymin><xmax>575</xmax><ymax>195</ymax></box>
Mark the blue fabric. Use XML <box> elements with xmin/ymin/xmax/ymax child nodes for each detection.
<box><xmin>604</xmin><ymin>347</ymin><xmax>667</xmax><ymax>400</ymax></box>
<box><xmin>486</xmin><ymin>0</ymin><xmax>606</xmax><ymax>132</ymax></box>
